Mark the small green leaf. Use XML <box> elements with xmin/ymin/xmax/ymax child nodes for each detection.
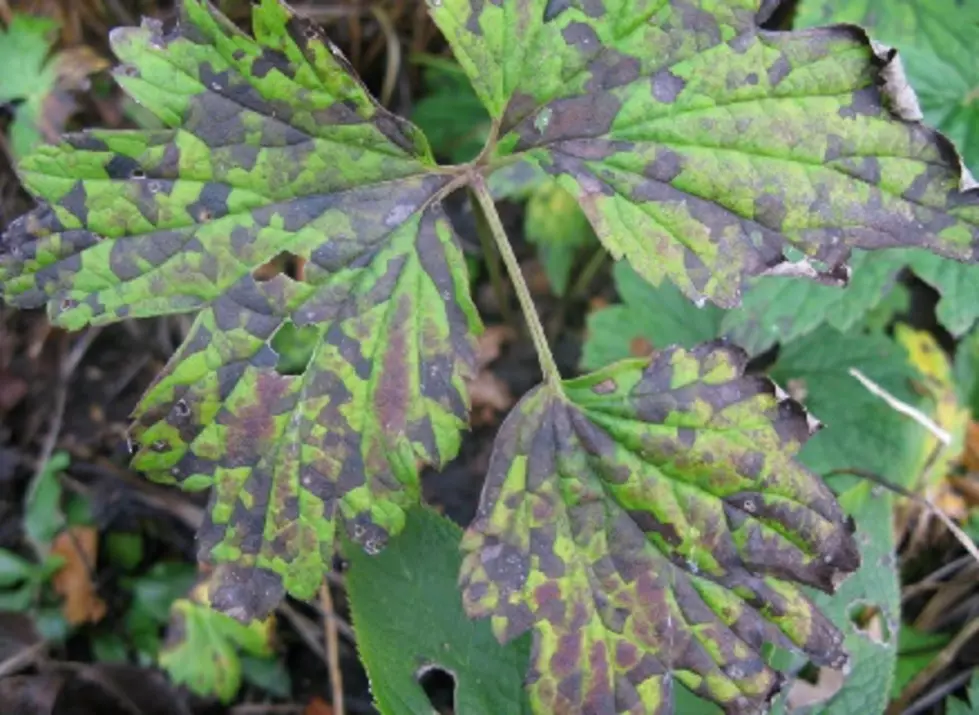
<box><xmin>524</xmin><ymin>179</ymin><xmax>595</xmax><ymax>296</ymax></box>
<box><xmin>430</xmin><ymin>0</ymin><xmax>979</xmax><ymax>307</ymax></box>
<box><xmin>126</xmin><ymin>561</ymin><xmax>198</xmax><ymax>623</ymax></box>
<box><xmin>581</xmin><ymin>262</ymin><xmax>724</xmax><ymax>370</ymax></box>
<box><xmin>954</xmin><ymin>326</ymin><xmax>979</xmax><ymax>417</ymax></box>
<box><xmin>0</xmin><ymin>14</ymin><xmax>58</xmax><ymax>157</ymax></box>
<box><xmin>105</xmin><ymin>532</ymin><xmax>144</xmax><ymax>571</ymax></box>
<box><xmin>24</xmin><ymin>450</ymin><xmax>69</xmax><ymax>552</ymax></box>
<box><xmin>947</xmin><ymin>673</ymin><xmax>979</xmax><ymax>715</ymax></box>
<box><xmin>0</xmin><ymin>549</ymin><xmax>35</xmax><ymax>587</ymax></box>
<box><xmin>240</xmin><ymin>654</ymin><xmax>292</xmax><ymax>698</ymax></box>
<box><xmin>891</xmin><ymin>626</ymin><xmax>949</xmax><ymax>700</ymax></box>
<box><xmin>905</xmin><ymin>249</ymin><xmax>979</xmax><ymax>336</ymax></box>
<box><xmin>345</xmin><ymin>507</ymin><xmax>531</xmax><ymax>715</ymax></box>
<box><xmin>92</xmin><ymin>633</ymin><xmax>131</xmax><ymax>663</ymax></box>
<box><xmin>462</xmin><ymin>343</ymin><xmax>859</xmax><ymax>714</ymax></box>
<box><xmin>0</xmin><ymin>585</ymin><xmax>34</xmax><ymax>612</ymax></box>
<box><xmin>160</xmin><ymin>580</ymin><xmax>275</xmax><ymax>703</ymax></box>
<box><xmin>487</xmin><ymin>159</ymin><xmax>549</xmax><ymax>201</ymax></box>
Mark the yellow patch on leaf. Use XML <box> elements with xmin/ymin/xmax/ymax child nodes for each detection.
<box><xmin>894</xmin><ymin>326</ymin><xmax>970</xmax><ymax>548</ymax></box>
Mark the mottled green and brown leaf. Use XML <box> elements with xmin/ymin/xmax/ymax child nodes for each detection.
<box><xmin>430</xmin><ymin>0</ymin><xmax>979</xmax><ymax>305</ymax></box>
<box><xmin>460</xmin><ymin>342</ymin><xmax>859</xmax><ymax>714</ymax></box>
<box><xmin>0</xmin><ymin>0</ymin><xmax>480</xmax><ymax>609</ymax></box>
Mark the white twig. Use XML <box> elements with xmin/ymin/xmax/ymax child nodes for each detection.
<box><xmin>849</xmin><ymin>368</ymin><xmax>951</xmax><ymax>445</ymax></box>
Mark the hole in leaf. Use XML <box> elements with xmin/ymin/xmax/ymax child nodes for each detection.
<box><xmin>253</xmin><ymin>251</ymin><xmax>306</xmax><ymax>282</ymax></box>
<box><xmin>415</xmin><ymin>664</ymin><xmax>456</xmax><ymax>715</ymax></box>
<box><xmin>271</xmin><ymin>322</ymin><xmax>319</xmax><ymax>376</ymax></box>
<box><xmin>847</xmin><ymin>601</ymin><xmax>892</xmax><ymax>644</ymax></box>
<box><xmin>785</xmin><ymin>663</ymin><xmax>845</xmax><ymax>710</ymax></box>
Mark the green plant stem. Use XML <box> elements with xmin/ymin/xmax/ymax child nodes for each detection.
<box><xmin>468</xmin><ymin>186</ymin><xmax>516</xmax><ymax>329</ymax></box>
<box><xmin>570</xmin><ymin>246</ymin><xmax>608</xmax><ymax>300</ymax></box>
<box><xmin>471</xmin><ymin>175</ymin><xmax>562</xmax><ymax>388</ymax></box>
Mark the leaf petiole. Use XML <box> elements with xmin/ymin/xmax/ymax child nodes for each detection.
<box><xmin>471</xmin><ymin>174</ymin><xmax>562</xmax><ymax>390</ymax></box>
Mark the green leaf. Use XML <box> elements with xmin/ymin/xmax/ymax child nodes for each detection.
<box><xmin>0</xmin><ymin>14</ymin><xmax>58</xmax><ymax>157</ymax></box>
<box><xmin>92</xmin><ymin>633</ymin><xmax>131</xmax><ymax>663</ymax></box>
<box><xmin>105</xmin><ymin>531</ymin><xmax>144</xmax><ymax>571</ymax></box>
<box><xmin>0</xmin><ymin>549</ymin><xmax>35</xmax><ymax>587</ymax></box>
<box><xmin>1</xmin><ymin>0</ymin><xmax>481</xmax><ymax>611</ymax></box>
<box><xmin>954</xmin><ymin>326</ymin><xmax>979</xmax><ymax>416</ymax></box>
<box><xmin>410</xmin><ymin>56</ymin><xmax>492</xmax><ymax>163</ymax></box>
<box><xmin>795</xmin><ymin>0</ymin><xmax>979</xmax><ymax>171</ymax></box>
<box><xmin>524</xmin><ymin>179</ymin><xmax>596</xmax><ymax>296</ymax></box>
<box><xmin>461</xmin><ymin>343</ymin><xmax>859</xmax><ymax>714</ymax></box>
<box><xmin>0</xmin><ymin>585</ymin><xmax>34</xmax><ymax>612</ymax></box>
<box><xmin>722</xmin><ymin>250</ymin><xmax>906</xmax><ymax>356</ymax></box>
<box><xmin>240</xmin><ymin>654</ymin><xmax>292</xmax><ymax>698</ymax></box>
<box><xmin>430</xmin><ymin>0</ymin><xmax>979</xmax><ymax>307</ymax></box>
<box><xmin>807</xmin><ymin>484</ymin><xmax>899</xmax><ymax>715</ymax></box>
<box><xmin>770</xmin><ymin>326</ymin><xmax>917</xmax><ymax>482</ymax></box>
<box><xmin>345</xmin><ymin>507</ymin><xmax>531</xmax><ymax>715</ymax></box>
<box><xmin>581</xmin><ymin>262</ymin><xmax>724</xmax><ymax>370</ymax></box>
<box><xmin>487</xmin><ymin>159</ymin><xmax>549</xmax><ymax>200</ymax></box>
<box><xmin>24</xmin><ymin>450</ymin><xmax>69</xmax><ymax>552</ymax></box>
<box><xmin>160</xmin><ymin>580</ymin><xmax>275</xmax><ymax>703</ymax></box>
<box><xmin>891</xmin><ymin>626</ymin><xmax>949</xmax><ymax>700</ymax></box>
<box><xmin>948</xmin><ymin>674</ymin><xmax>979</xmax><ymax>715</ymax></box>
<box><xmin>905</xmin><ymin>249</ymin><xmax>979</xmax><ymax>336</ymax></box>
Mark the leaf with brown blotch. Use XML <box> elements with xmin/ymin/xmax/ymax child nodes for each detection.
<box><xmin>461</xmin><ymin>342</ymin><xmax>859</xmax><ymax>714</ymax></box>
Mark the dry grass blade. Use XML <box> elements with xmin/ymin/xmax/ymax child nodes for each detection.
<box><xmin>887</xmin><ymin>617</ymin><xmax>979</xmax><ymax>714</ymax></box>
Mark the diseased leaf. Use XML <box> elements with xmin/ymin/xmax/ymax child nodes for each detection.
<box><xmin>461</xmin><ymin>342</ymin><xmax>859</xmax><ymax>714</ymax></box>
<box><xmin>795</xmin><ymin>0</ymin><xmax>979</xmax><ymax>171</ymax></box>
<box><xmin>582</xmin><ymin>262</ymin><xmax>724</xmax><ymax>370</ymax></box>
<box><xmin>429</xmin><ymin>0</ymin><xmax>979</xmax><ymax>307</ymax></box>
<box><xmin>345</xmin><ymin>507</ymin><xmax>531</xmax><ymax>715</ymax></box>
<box><xmin>0</xmin><ymin>0</ymin><xmax>481</xmax><ymax>609</ymax></box>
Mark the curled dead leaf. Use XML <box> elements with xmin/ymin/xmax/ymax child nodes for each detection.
<box><xmin>51</xmin><ymin>526</ymin><xmax>106</xmax><ymax>626</ymax></box>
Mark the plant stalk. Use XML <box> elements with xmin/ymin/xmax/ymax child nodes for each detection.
<box><xmin>471</xmin><ymin>175</ymin><xmax>562</xmax><ymax>388</ymax></box>
<box><xmin>468</xmin><ymin>186</ymin><xmax>516</xmax><ymax>329</ymax></box>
